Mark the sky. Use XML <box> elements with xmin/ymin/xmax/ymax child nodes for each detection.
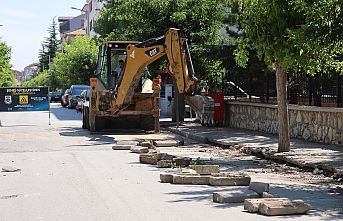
<box><xmin>0</xmin><ymin>0</ymin><xmax>87</xmax><ymax>71</ymax></box>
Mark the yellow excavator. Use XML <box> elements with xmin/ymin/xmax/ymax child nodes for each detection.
<box><xmin>82</xmin><ymin>28</ymin><xmax>214</xmax><ymax>132</ymax></box>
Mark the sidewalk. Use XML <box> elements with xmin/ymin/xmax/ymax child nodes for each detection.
<box><xmin>165</xmin><ymin>122</ymin><xmax>343</xmax><ymax>178</ymax></box>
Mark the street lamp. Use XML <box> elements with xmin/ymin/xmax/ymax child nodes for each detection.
<box><xmin>71</xmin><ymin>6</ymin><xmax>89</xmax><ymax>36</ymax></box>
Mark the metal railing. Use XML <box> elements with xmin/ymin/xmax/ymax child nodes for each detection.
<box><xmin>208</xmin><ymin>71</ymin><xmax>343</xmax><ymax>107</ymax></box>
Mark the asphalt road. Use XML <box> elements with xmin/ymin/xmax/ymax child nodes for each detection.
<box><xmin>0</xmin><ymin>103</ymin><xmax>341</xmax><ymax>221</ymax></box>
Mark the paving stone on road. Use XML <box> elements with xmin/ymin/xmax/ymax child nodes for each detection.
<box><xmin>116</xmin><ymin>140</ymin><xmax>139</xmax><ymax>146</ymax></box>
<box><xmin>181</xmin><ymin>168</ymin><xmax>198</xmax><ymax>174</ymax></box>
<box><xmin>130</xmin><ymin>146</ymin><xmax>149</xmax><ymax>153</ymax></box>
<box><xmin>156</xmin><ymin>153</ymin><xmax>175</xmax><ymax>160</ymax></box>
<box><xmin>174</xmin><ymin>157</ymin><xmax>192</xmax><ymax>167</ymax></box>
<box><xmin>139</xmin><ymin>153</ymin><xmax>157</xmax><ymax>165</ymax></box>
<box><xmin>187</xmin><ymin>165</ymin><xmax>220</xmax><ymax>175</ymax></box>
<box><xmin>244</xmin><ymin>198</ymin><xmax>289</xmax><ymax>213</ymax></box>
<box><xmin>173</xmin><ymin>174</ymin><xmax>211</xmax><ymax>185</ymax></box>
<box><xmin>213</xmin><ymin>188</ymin><xmax>259</xmax><ymax>203</ymax></box>
<box><xmin>259</xmin><ymin>199</ymin><xmax>311</xmax><ymax>216</ymax></box>
<box><xmin>209</xmin><ymin>175</ymin><xmax>251</xmax><ymax>186</ymax></box>
<box><xmin>248</xmin><ymin>182</ymin><xmax>270</xmax><ymax>195</ymax></box>
<box><xmin>261</xmin><ymin>192</ymin><xmax>279</xmax><ymax>198</ymax></box>
<box><xmin>112</xmin><ymin>145</ymin><xmax>134</xmax><ymax>150</ymax></box>
<box><xmin>153</xmin><ymin>139</ymin><xmax>184</xmax><ymax>147</ymax></box>
<box><xmin>157</xmin><ymin>160</ymin><xmax>173</xmax><ymax>168</ymax></box>
<box><xmin>160</xmin><ymin>173</ymin><xmax>174</xmax><ymax>183</ymax></box>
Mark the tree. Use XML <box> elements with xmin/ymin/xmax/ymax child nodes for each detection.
<box><xmin>50</xmin><ymin>36</ymin><xmax>98</xmax><ymax>89</ymax></box>
<box><xmin>231</xmin><ymin>0</ymin><xmax>343</xmax><ymax>152</ymax></box>
<box><xmin>21</xmin><ymin>70</ymin><xmax>50</xmax><ymax>87</ymax></box>
<box><xmin>0</xmin><ymin>38</ymin><xmax>16</xmax><ymax>86</ymax></box>
<box><xmin>38</xmin><ymin>17</ymin><xmax>59</xmax><ymax>72</ymax></box>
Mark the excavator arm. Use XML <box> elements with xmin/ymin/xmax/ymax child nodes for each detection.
<box><xmin>112</xmin><ymin>28</ymin><xmax>214</xmax><ymax>124</ymax></box>
<box><xmin>87</xmin><ymin>28</ymin><xmax>214</xmax><ymax>132</ymax></box>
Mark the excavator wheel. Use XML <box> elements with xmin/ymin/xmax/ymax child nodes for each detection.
<box><xmin>141</xmin><ymin>115</ymin><xmax>155</xmax><ymax>131</ymax></box>
<box><xmin>89</xmin><ymin>116</ymin><xmax>104</xmax><ymax>132</ymax></box>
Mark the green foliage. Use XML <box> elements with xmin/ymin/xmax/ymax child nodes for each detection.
<box><xmin>190</xmin><ymin>157</ymin><xmax>206</xmax><ymax>165</ymax></box>
<box><xmin>50</xmin><ymin>36</ymin><xmax>98</xmax><ymax>89</ymax></box>
<box><xmin>0</xmin><ymin>38</ymin><xmax>16</xmax><ymax>87</ymax></box>
<box><xmin>21</xmin><ymin>70</ymin><xmax>50</xmax><ymax>87</ymax></box>
<box><xmin>95</xmin><ymin>0</ymin><xmax>228</xmax><ymax>81</ymax></box>
<box><xmin>168</xmin><ymin>162</ymin><xmax>184</xmax><ymax>169</ymax></box>
<box><xmin>97</xmin><ymin>0</ymin><xmax>226</xmax><ymax>44</ymax></box>
<box><xmin>231</xmin><ymin>0</ymin><xmax>342</xmax><ymax>74</ymax></box>
<box><xmin>39</xmin><ymin>17</ymin><xmax>59</xmax><ymax>72</ymax></box>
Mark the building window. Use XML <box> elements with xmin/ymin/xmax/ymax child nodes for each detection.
<box><xmin>81</xmin><ymin>18</ymin><xmax>85</xmax><ymax>29</ymax></box>
<box><xmin>89</xmin><ymin>1</ymin><xmax>93</xmax><ymax>12</ymax></box>
<box><xmin>89</xmin><ymin>20</ymin><xmax>93</xmax><ymax>31</ymax></box>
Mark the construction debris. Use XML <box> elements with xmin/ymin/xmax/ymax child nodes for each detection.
<box><xmin>244</xmin><ymin>198</ymin><xmax>311</xmax><ymax>216</ymax></box>
<box><xmin>213</xmin><ymin>188</ymin><xmax>259</xmax><ymax>203</ymax></box>
<box><xmin>173</xmin><ymin>174</ymin><xmax>211</xmax><ymax>185</ymax></box>
<box><xmin>248</xmin><ymin>182</ymin><xmax>270</xmax><ymax>195</ymax></box>
<box><xmin>153</xmin><ymin>139</ymin><xmax>184</xmax><ymax>147</ymax></box>
<box><xmin>187</xmin><ymin>165</ymin><xmax>220</xmax><ymax>175</ymax></box>
<box><xmin>139</xmin><ymin>153</ymin><xmax>157</xmax><ymax>165</ymax></box>
<box><xmin>2</xmin><ymin>166</ymin><xmax>21</xmax><ymax>172</ymax></box>
<box><xmin>130</xmin><ymin>146</ymin><xmax>149</xmax><ymax>153</ymax></box>
<box><xmin>112</xmin><ymin>145</ymin><xmax>134</xmax><ymax>150</ymax></box>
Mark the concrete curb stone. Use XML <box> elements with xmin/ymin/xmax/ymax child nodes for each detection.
<box><xmin>244</xmin><ymin>198</ymin><xmax>289</xmax><ymax>213</ymax></box>
<box><xmin>213</xmin><ymin>189</ymin><xmax>259</xmax><ymax>203</ymax></box>
<box><xmin>259</xmin><ymin>199</ymin><xmax>311</xmax><ymax>216</ymax></box>
<box><xmin>187</xmin><ymin>165</ymin><xmax>220</xmax><ymax>175</ymax></box>
<box><xmin>112</xmin><ymin>145</ymin><xmax>134</xmax><ymax>150</ymax></box>
<box><xmin>139</xmin><ymin>153</ymin><xmax>157</xmax><ymax>165</ymax></box>
<box><xmin>173</xmin><ymin>174</ymin><xmax>211</xmax><ymax>185</ymax></box>
<box><xmin>130</xmin><ymin>146</ymin><xmax>149</xmax><ymax>153</ymax></box>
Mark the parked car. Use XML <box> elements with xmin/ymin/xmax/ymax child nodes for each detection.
<box><xmin>76</xmin><ymin>88</ymin><xmax>90</xmax><ymax>112</ymax></box>
<box><xmin>68</xmin><ymin>85</ymin><xmax>90</xmax><ymax>109</ymax></box>
<box><xmin>49</xmin><ymin>91</ymin><xmax>62</xmax><ymax>102</ymax></box>
<box><xmin>61</xmin><ymin>89</ymin><xmax>70</xmax><ymax>107</ymax></box>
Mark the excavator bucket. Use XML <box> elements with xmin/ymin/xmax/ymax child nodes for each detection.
<box><xmin>184</xmin><ymin>95</ymin><xmax>214</xmax><ymax>126</ymax></box>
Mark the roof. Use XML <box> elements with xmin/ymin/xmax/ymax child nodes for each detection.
<box><xmin>58</xmin><ymin>16</ymin><xmax>74</xmax><ymax>22</ymax></box>
<box><xmin>65</xmin><ymin>29</ymin><xmax>86</xmax><ymax>36</ymax></box>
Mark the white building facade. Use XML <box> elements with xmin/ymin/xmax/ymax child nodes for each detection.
<box><xmin>83</xmin><ymin>0</ymin><xmax>104</xmax><ymax>37</ymax></box>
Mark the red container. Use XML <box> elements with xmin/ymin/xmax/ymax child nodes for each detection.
<box><xmin>206</xmin><ymin>93</ymin><xmax>225</xmax><ymax>123</ymax></box>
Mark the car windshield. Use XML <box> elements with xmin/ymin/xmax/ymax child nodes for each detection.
<box><xmin>85</xmin><ymin>89</ymin><xmax>90</xmax><ymax>98</ymax></box>
<box><xmin>74</xmin><ymin>88</ymin><xmax>89</xmax><ymax>95</ymax></box>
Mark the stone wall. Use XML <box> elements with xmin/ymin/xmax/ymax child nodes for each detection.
<box><xmin>226</xmin><ymin>102</ymin><xmax>343</xmax><ymax>146</ymax></box>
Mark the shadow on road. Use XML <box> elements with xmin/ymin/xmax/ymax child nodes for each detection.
<box><xmin>162</xmin><ymin>180</ymin><xmax>343</xmax><ymax>220</ymax></box>
<box><xmin>50</xmin><ymin>103</ymin><xmax>81</xmax><ymax>121</ymax></box>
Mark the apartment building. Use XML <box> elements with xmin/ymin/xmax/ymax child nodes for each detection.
<box><xmin>22</xmin><ymin>63</ymin><xmax>39</xmax><ymax>81</ymax></box>
<box><xmin>83</xmin><ymin>0</ymin><xmax>104</xmax><ymax>37</ymax></box>
<box><xmin>59</xmin><ymin>14</ymin><xmax>86</xmax><ymax>47</ymax></box>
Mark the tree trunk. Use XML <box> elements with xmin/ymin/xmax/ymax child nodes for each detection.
<box><xmin>275</xmin><ymin>61</ymin><xmax>290</xmax><ymax>152</ymax></box>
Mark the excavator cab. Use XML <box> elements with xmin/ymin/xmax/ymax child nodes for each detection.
<box><xmin>95</xmin><ymin>41</ymin><xmax>139</xmax><ymax>90</ymax></box>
